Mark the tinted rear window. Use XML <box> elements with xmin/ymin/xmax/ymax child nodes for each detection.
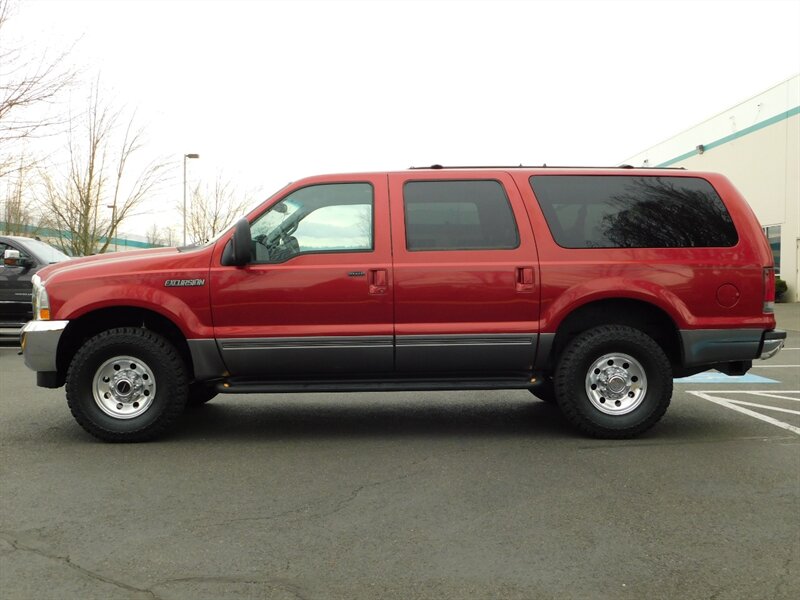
<box><xmin>529</xmin><ymin>176</ymin><xmax>738</xmax><ymax>248</ymax></box>
<box><xmin>404</xmin><ymin>180</ymin><xmax>519</xmax><ymax>251</ymax></box>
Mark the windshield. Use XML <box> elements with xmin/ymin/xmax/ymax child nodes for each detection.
<box><xmin>23</xmin><ymin>239</ymin><xmax>71</xmax><ymax>263</ymax></box>
<box><xmin>199</xmin><ymin>223</ymin><xmax>238</xmax><ymax>248</ymax></box>
<box><xmin>250</xmin><ymin>199</ymin><xmax>301</xmax><ymax>240</ymax></box>
<box><xmin>185</xmin><ymin>182</ymin><xmax>294</xmax><ymax>250</ymax></box>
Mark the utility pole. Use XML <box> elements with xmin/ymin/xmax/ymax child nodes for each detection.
<box><xmin>183</xmin><ymin>153</ymin><xmax>199</xmax><ymax>245</ymax></box>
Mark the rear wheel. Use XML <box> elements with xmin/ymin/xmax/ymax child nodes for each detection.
<box><xmin>554</xmin><ymin>325</ymin><xmax>672</xmax><ymax>438</ymax></box>
<box><xmin>66</xmin><ymin>327</ymin><xmax>188</xmax><ymax>442</ymax></box>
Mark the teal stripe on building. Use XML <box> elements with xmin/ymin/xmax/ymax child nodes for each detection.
<box><xmin>0</xmin><ymin>222</ymin><xmax>162</xmax><ymax>249</ymax></box>
<box><xmin>657</xmin><ymin>106</ymin><xmax>800</xmax><ymax>167</ymax></box>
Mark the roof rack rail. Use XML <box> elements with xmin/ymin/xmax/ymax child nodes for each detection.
<box><xmin>408</xmin><ymin>164</ymin><xmax>687</xmax><ymax>170</ymax></box>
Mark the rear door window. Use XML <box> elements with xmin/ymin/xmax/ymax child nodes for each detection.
<box><xmin>529</xmin><ymin>175</ymin><xmax>738</xmax><ymax>248</ymax></box>
<box><xmin>403</xmin><ymin>180</ymin><xmax>519</xmax><ymax>251</ymax></box>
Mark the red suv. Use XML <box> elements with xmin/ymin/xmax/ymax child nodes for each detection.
<box><xmin>20</xmin><ymin>167</ymin><xmax>786</xmax><ymax>441</ymax></box>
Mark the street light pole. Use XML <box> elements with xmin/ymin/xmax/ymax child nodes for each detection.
<box><xmin>183</xmin><ymin>153</ymin><xmax>200</xmax><ymax>246</ymax></box>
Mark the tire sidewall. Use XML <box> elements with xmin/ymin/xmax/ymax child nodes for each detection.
<box><xmin>67</xmin><ymin>329</ymin><xmax>186</xmax><ymax>438</ymax></box>
<box><xmin>556</xmin><ymin>327</ymin><xmax>672</xmax><ymax>434</ymax></box>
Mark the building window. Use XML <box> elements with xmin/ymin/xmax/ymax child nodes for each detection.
<box><xmin>763</xmin><ymin>225</ymin><xmax>781</xmax><ymax>274</ymax></box>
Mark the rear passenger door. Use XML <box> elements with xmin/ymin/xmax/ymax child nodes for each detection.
<box><xmin>388</xmin><ymin>172</ymin><xmax>540</xmax><ymax>374</ymax></box>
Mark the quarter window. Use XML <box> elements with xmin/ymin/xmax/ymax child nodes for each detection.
<box><xmin>403</xmin><ymin>180</ymin><xmax>519</xmax><ymax>251</ymax></box>
<box><xmin>529</xmin><ymin>175</ymin><xmax>738</xmax><ymax>248</ymax></box>
<box><xmin>249</xmin><ymin>183</ymin><xmax>373</xmax><ymax>263</ymax></box>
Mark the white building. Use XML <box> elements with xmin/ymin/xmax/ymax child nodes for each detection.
<box><xmin>623</xmin><ymin>74</ymin><xmax>800</xmax><ymax>302</ymax></box>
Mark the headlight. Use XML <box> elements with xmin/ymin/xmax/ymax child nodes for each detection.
<box><xmin>31</xmin><ymin>274</ymin><xmax>51</xmax><ymax>321</ymax></box>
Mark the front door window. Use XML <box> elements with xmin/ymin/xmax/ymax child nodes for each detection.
<box><xmin>249</xmin><ymin>183</ymin><xmax>373</xmax><ymax>263</ymax></box>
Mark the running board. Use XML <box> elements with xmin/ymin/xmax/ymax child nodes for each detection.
<box><xmin>216</xmin><ymin>377</ymin><xmax>537</xmax><ymax>394</ymax></box>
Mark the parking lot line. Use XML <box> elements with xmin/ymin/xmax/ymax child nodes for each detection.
<box><xmin>686</xmin><ymin>390</ymin><xmax>800</xmax><ymax>394</ymax></box>
<box><xmin>688</xmin><ymin>391</ymin><xmax>800</xmax><ymax>435</ymax></box>
<box><xmin>750</xmin><ymin>391</ymin><xmax>800</xmax><ymax>402</ymax></box>
<box><xmin>720</xmin><ymin>399</ymin><xmax>800</xmax><ymax>415</ymax></box>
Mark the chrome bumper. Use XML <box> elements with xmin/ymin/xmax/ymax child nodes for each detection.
<box><xmin>20</xmin><ymin>320</ymin><xmax>69</xmax><ymax>372</ymax></box>
<box><xmin>759</xmin><ymin>329</ymin><xmax>786</xmax><ymax>360</ymax></box>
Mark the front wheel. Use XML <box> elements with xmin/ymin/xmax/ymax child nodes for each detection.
<box><xmin>554</xmin><ymin>325</ymin><xmax>672</xmax><ymax>438</ymax></box>
<box><xmin>66</xmin><ymin>327</ymin><xmax>188</xmax><ymax>442</ymax></box>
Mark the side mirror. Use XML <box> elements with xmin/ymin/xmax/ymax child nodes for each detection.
<box><xmin>3</xmin><ymin>249</ymin><xmax>30</xmax><ymax>269</ymax></box>
<box><xmin>221</xmin><ymin>218</ymin><xmax>252</xmax><ymax>266</ymax></box>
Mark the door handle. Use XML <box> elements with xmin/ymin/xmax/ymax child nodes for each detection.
<box><xmin>369</xmin><ymin>269</ymin><xmax>388</xmax><ymax>295</ymax></box>
<box><xmin>516</xmin><ymin>267</ymin><xmax>535</xmax><ymax>292</ymax></box>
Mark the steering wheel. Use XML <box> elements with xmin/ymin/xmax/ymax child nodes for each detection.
<box><xmin>284</xmin><ymin>220</ymin><xmax>299</xmax><ymax>236</ymax></box>
<box><xmin>253</xmin><ymin>234</ymin><xmax>272</xmax><ymax>261</ymax></box>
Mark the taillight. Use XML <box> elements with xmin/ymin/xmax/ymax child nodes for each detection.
<box><xmin>763</xmin><ymin>267</ymin><xmax>775</xmax><ymax>313</ymax></box>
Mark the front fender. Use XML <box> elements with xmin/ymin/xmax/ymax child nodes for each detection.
<box><xmin>56</xmin><ymin>284</ymin><xmax>213</xmax><ymax>339</ymax></box>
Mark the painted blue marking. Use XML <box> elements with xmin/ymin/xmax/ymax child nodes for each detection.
<box><xmin>674</xmin><ymin>371</ymin><xmax>778</xmax><ymax>384</ymax></box>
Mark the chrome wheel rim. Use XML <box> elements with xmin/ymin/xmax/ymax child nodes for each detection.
<box><xmin>585</xmin><ymin>352</ymin><xmax>647</xmax><ymax>415</ymax></box>
<box><xmin>92</xmin><ymin>356</ymin><xmax>156</xmax><ymax>419</ymax></box>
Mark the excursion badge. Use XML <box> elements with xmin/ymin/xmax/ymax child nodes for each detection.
<box><xmin>164</xmin><ymin>279</ymin><xmax>206</xmax><ymax>287</ymax></box>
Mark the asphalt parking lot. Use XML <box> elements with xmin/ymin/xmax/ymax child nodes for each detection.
<box><xmin>1</xmin><ymin>306</ymin><xmax>798</xmax><ymax>600</ymax></box>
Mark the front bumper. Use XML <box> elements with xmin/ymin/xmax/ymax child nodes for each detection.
<box><xmin>20</xmin><ymin>320</ymin><xmax>69</xmax><ymax>372</ymax></box>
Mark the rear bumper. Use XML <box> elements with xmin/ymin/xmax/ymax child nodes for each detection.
<box><xmin>20</xmin><ymin>320</ymin><xmax>69</xmax><ymax>373</ymax></box>
<box><xmin>681</xmin><ymin>328</ymin><xmax>786</xmax><ymax>367</ymax></box>
<box><xmin>759</xmin><ymin>329</ymin><xmax>786</xmax><ymax>360</ymax></box>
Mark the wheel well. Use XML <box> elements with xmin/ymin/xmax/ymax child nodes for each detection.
<box><xmin>549</xmin><ymin>299</ymin><xmax>681</xmax><ymax>371</ymax></box>
<box><xmin>56</xmin><ymin>307</ymin><xmax>192</xmax><ymax>386</ymax></box>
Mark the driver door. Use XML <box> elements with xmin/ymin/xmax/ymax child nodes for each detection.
<box><xmin>209</xmin><ymin>175</ymin><xmax>393</xmax><ymax>377</ymax></box>
<box><xmin>0</xmin><ymin>241</ymin><xmax>36</xmax><ymax>326</ymax></box>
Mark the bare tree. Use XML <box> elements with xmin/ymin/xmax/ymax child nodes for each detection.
<box><xmin>41</xmin><ymin>84</ymin><xmax>171</xmax><ymax>256</ymax></box>
<box><xmin>182</xmin><ymin>176</ymin><xmax>253</xmax><ymax>245</ymax></box>
<box><xmin>2</xmin><ymin>153</ymin><xmax>35</xmax><ymax>234</ymax></box>
<box><xmin>161</xmin><ymin>225</ymin><xmax>178</xmax><ymax>247</ymax></box>
<box><xmin>145</xmin><ymin>223</ymin><xmax>177</xmax><ymax>248</ymax></box>
<box><xmin>0</xmin><ymin>0</ymin><xmax>73</xmax><ymax>179</ymax></box>
<box><xmin>145</xmin><ymin>223</ymin><xmax>161</xmax><ymax>246</ymax></box>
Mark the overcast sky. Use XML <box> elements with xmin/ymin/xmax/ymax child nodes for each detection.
<box><xmin>7</xmin><ymin>0</ymin><xmax>800</xmax><ymax>233</ymax></box>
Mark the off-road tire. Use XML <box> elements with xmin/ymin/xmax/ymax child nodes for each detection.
<box><xmin>66</xmin><ymin>327</ymin><xmax>188</xmax><ymax>442</ymax></box>
<box><xmin>554</xmin><ymin>325</ymin><xmax>672</xmax><ymax>438</ymax></box>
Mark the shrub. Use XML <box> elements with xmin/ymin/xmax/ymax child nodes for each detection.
<box><xmin>775</xmin><ymin>277</ymin><xmax>788</xmax><ymax>302</ymax></box>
